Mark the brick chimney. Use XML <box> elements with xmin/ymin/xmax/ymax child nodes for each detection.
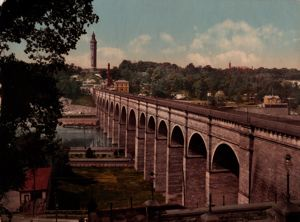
<box><xmin>107</xmin><ymin>63</ymin><xmax>112</xmax><ymax>86</ymax></box>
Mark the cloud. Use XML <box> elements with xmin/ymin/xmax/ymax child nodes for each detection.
<box><xmin>161</xmin><ymin>45</ymin><xmax>186</xmax><ymax>55</ymax></box>
<box><xmin>79</xmin><ymin>34</ymin><xmax>90</xmax><ymax>43</ymax></box>
<box><xmin>257</xmin><ymin>25</ymin><xmax>283</xmax><ymax>39</ymax></box>
<box><xmin>186</xmin><ymin>50</ymin><xmax>259</xmax><ymax>67</ymax></box>
<box><xmin>186</xmin><ymin>19</ymin><xmax>290</xmax><ymax>67</ymax></box>
<box><xmin>129</xmin><ymin>34</ymin><xmax>151</xmax><ymax>53</ymax></box>
<box><xmin>160</xmin><ymin>32</ymin><xmax>175</xmax><ymax>44</ymax></box>
<box><xmin>66</xmin><ymin>52</ymin><xmax>90</xmax><ymax>68</ymax></box>
<box><xmin>293</xmin><ymin>38</ymin><xmax>300</xmax><ymax>42</ymax></box>
<box><xmin>215</xmin><ymin>50</ymin><xmax>259</xmax><ymax>67</ymax></box>
<box><xmin>66</xmin><ymin>19</ymin><xmax>295</xmax><ymax>69</ymax></box>
<box><xmin>186</xmin><ymin>53</ymin><xmax>212</xmax><ymax>66</ymax></box>
<box><xmin>77</xmin><ymin>34</ymin><xmax>104</xmax><ymax>46</ymax></box>
<box><xmin>66</xmin><ymin>47</ymin><xmax>125</xmax><ymax>68</ymax></box>
<box><xmin>98</xmin><ymin>47</ymin><xmax>125</xmax><ymax>67</ymax></box>
<box><xmin>190</xmin><ymin>19</ymin><xmax>263</xmax><ymax>52</ymax></box>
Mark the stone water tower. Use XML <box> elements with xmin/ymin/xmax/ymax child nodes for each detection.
<box><xmin>90</xmin><ymin>32</ymin><xmax>97</xmax><ymax>70</ymax></box>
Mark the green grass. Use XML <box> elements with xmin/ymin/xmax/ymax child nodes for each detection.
<box><xmin>72</xmin><ymin>95</ymin><xmax>95</xmax><ymax>107</ymax></box>
<box><xmin>56</xmin><ymin>167</ymin><xmax>164</xmax><ymax>210</ymax></box>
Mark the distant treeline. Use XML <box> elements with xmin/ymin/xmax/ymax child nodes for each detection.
<box><xmin>105</xmin><ymin>60</ymin><xmax>300</xmax><ymax>104</ymax></box>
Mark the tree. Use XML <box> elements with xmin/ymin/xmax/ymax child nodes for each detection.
<box><xmin>55</xmin><ymin>66</ymin><xmax>82</xmax><ymax>99</ymax></box>
<box><xmin>0</xmin><ymin>0</ymin><xmax>98</xmax><ymax>197</ymax></box>
<box><xmin>0</xmin><ymin>0</ymin><xmax>98</xmax><ymax>62</ymax></box>
<box><xmin>193</xmin><ymin>78</ymin><xmax>208</xmax><ymax>100</ymax></box>
<box><xmin>0</xmin><ymin>56</ymin><xmax>63</xmax><ymax>196</ymax></box>
<box><xmin>151</xmin><ymin>80</ymin><xmax>170</xmax><ymax>98</ymax></box>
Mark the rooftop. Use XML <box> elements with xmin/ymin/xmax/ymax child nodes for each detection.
<box><xmin>20</xmin><ymin>167</ymin><xmax>51</xmax><ymax>192</ymax></box>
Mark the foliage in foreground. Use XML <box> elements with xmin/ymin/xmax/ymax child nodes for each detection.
<box><xmin>0</xmin><ymin>0</ymin><xmax>98</xmax><ymax>197</ymax></box>
<box><xmin>0</xmin><ymin>56</ymin><xmax>62</xmax><ymax>196</ymax></box>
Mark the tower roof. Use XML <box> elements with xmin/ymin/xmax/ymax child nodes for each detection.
<box><xmin>91</xmin><ymin>32</ymin><xmax>97</xmax><ymax>42</ymax></box>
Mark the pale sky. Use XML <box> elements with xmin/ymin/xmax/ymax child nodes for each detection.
<box><xmin>8</xmin><ymin>0</ymin><xmax>300</xmax><ymax>69</ymax></box>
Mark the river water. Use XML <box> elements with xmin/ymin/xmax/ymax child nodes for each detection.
<box><xmin>56</xmin><ymin>126</ymin><xmax>112</xmax><ymax>147</ymax></box>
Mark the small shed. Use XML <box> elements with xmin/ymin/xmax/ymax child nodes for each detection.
<box><xmin>19</xmin><ymin>167</ymin><xmax>52</xmax><ymax>206</ymax></box>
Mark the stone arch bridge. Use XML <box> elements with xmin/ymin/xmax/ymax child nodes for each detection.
<box><xmin>92</xmin><ymin>89</ymin><xmax>300</xmax><ymax>208</ymax></box>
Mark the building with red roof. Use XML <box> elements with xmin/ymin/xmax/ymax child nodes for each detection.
<box><xmin>19</xmin><ymin>167</ymin><xmax>52</xmax><ymax>214</ymax></box>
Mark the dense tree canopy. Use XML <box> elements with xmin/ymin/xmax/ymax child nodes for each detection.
<box><xmin>0</xmin><ymin>56</ymin><xmax>62</xmax><ymax>196</ymax></box>
<box><xmin>114</xmin><ymin>60</ymin><xmax>300</xmax><ymax>105</ymax></box>
<box><xmin>0</xmin><ymin>0</ymin><xmax>98</xmax><ymax>197</ymax></box>
<box><xmin>0</xmin><ymin>0</ymin><xmax>98</xmax><ymax>62</ymax></box>
<box><xmin>55</xmin><ymin>64</ymin><xmax>82</xmax><ymax>99</ymax></box>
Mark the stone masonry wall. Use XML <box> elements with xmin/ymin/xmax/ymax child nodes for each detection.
<box><xmin>210</xmin><ymin>170</ymin><xmax>239</xmax><ymax>206</ymax></box>
<box><xmin>112</xmin><ymin>119</ymin><xmax>119</xmax><ymax>145</ymax></box>
<box><xmin>126</xmin><ymin>128</ymin><xmax>136</xmax><ymax>159</ymax></box>
<box><xmin>135</xmin><ymin>127</ymin><xmax>145</xmax><ymax>172</ymax></box>
<box><xmin>167</xmin><ymin>146</ymin><xmax>184</xmax><ymax>205</ymax></box>
<box><xmin>155</xmin><ymin>138</ymin><xmax>167</xmax><ymax>193</ymax></box>
<box><xmin>185</xmin><ymin>156</ymin><xmax>206</xmax><ymax>208</ymax></box>
<box><xmin>251</xmin><ymin>136</ymin><xmax>300</xmax><ymax>203</ymax></box>
<box><xmin>144</xmin><ymin>131</ymin><xmax>155</xmax><ymax>180</ymax></box>
<box><xmin>107</xmin><ymin>115</ymin><xmax>113</xmax><ymax>139</ymax></box>
<box><xmin>119</xmin><ymin>123</ymin><xmax>126</xmax><ymax>149</ymax></box>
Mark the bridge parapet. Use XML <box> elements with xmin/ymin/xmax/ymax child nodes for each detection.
<box><xmin>94</xmin><ymin>89</ymin><xmax>300</xmax><ymax>138</ymax></box>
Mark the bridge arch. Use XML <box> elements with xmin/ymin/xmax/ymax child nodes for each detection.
<box><xmin>96</xmin><ymin>97</ymin><xmax>100</xmax><ymax>107</ymax></box>
<box><xmin>107</xmin><ymin>102</ymin><xmax>114</xmax><ymax>139</ymax></box>
<box><xmin>135</xmin><ymin>112</ymin><xmax>146</xmax><ymax>172</ymax></box>
<box><xmin>96</xmin><ymin>97</ymin><xmax>101</xmax><ymax>116</ymax></box>
<box><xmin>126</xmin><ymin>109</ymin><xmax>137</xmax><ymax>158</ymax></box>
<box><xmin>99</xmin><ymin>98</ymin><xmax>103</xmax><ymax>109</ymax></box>
<box><xmin>101</xmin><ymin>98</ymin><xmax>105</xmax><ymax>110</ymax></box>
<box><xmin>128</xmin><ymin>109</ymin><xmax>136</xmax><ymax>130</ymax></box>
<box><xmin>114</xmin><ymin>103</ymin><xmax>120</xmax><ymax>120</ymax></box>
<box><xmin>98</xmin><ymin>98</ymin><xmax>105</xmax><ymax>130</ymax></box>
<box><xmin>185</xmin><ymin>133</ymin><xmax>207</xmax><ymax>207</ymax></box>
<box><xmin>147</xmin><ymin>116</ymin><xmax>155</xmax><ymax>132</ymax></box>
<box><xmin>106</xmin><ymin>100</ymin><xmax>109</xmax><ymax>112</ymax></box>
<box><xmin>170</xmin><ymin>125</ymin><xmax>184</xmax><ymax>147</ymax></box>
<box><xmin>188</xmin><ymin>133</ymin><xmax>207</xmax><ymax>156</ymax></box>
<box><xmin>155</xmin><ymin>120</ymin><xmax>168</xmax><ymax>193</ymax></box>
<box><xmin>121</xmin><ymin>106</ymin><xmax>127</xmax><ymax>124</ymax></box>
<box><xmin>112</xmin><ymin>103</ymin><xmax>120</xmax><ymax>146</ymax></box>
<box><xmin>212</xmin><ymin>143</ymin><xmax>240</xmax><ymax>173</ymax></box>
<box><xmin>139</xmin><ymin>113</ymin><xmax>146</xmax><ymax>128</ymax></box>
<box><xmin>144</xmin><ymin>115</ymin><xmax>156</xmax><ymax>180</ymax></box>
<box><xmin>118</xmin><ymin>106</ymin><xmax>127</xmax><ymax>151</ymax></box>
<box><xmin>103</xmin><ymin>100</ymin><xmax>109</xmax><ymax>133</ymax></box>
<box><xmin>168</xmin><ymin>125</ymin><xmax>184</xmax><ymax>205</ymax></box>
<box><xmin>109</xmin><ymin>102</ymin><xmax>114</xmax><ymax>115</ymax></box>
<box><xmin>158</xmin><ymin>120</ymin><xmax>168</xmax><ymax>138</ymax></box>
<box><xmin>211</xmin><ymin>143</ymin><xmax>239</xmax><ymax>205</ymax></box>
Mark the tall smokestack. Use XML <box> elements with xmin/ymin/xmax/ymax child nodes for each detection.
<box><xmin>107</xmin><ymin>63</ymin><xmax>112</xmax><ymax>86</ymax></box>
